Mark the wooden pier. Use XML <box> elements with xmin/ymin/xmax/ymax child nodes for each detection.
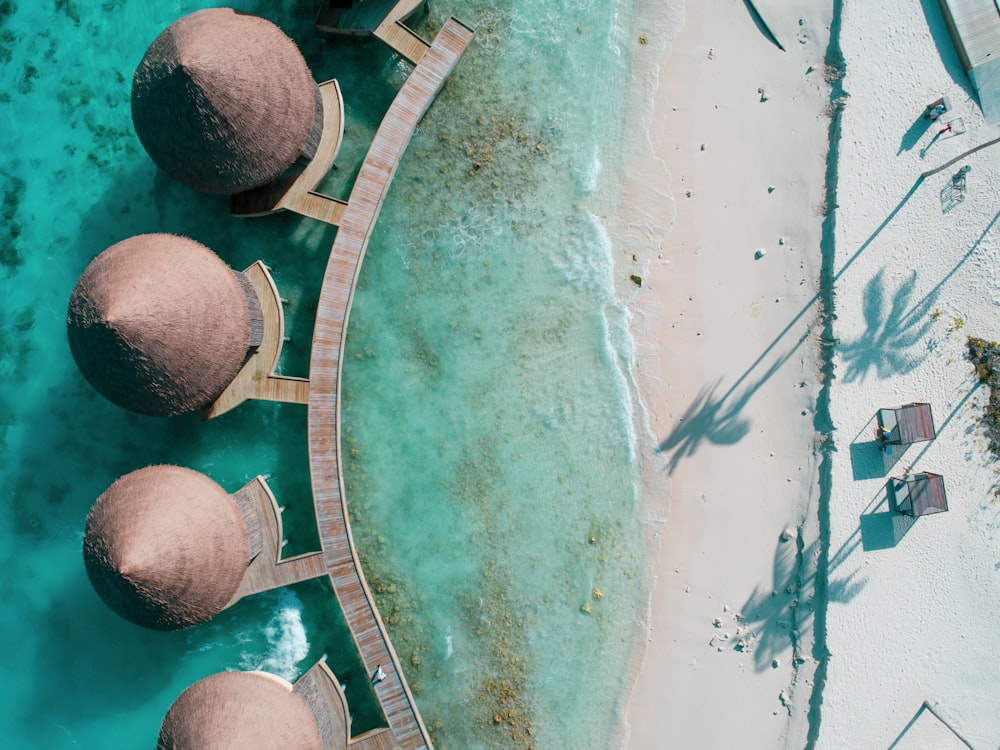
<box><xmin>203</xmin><ymin>261</ymin><xmax>310</xmax><ymax>420</ymax></box>
<box><xmin>228</xmin><ymin>476</ymin><xmax>327</xmax><ymax>605</ymax></box>
<box><xmin>231</xmin><ymin>80</ymin><xmax>348</xmax><ymax>225</ymax></box>
<box><xmin>308</xmin><ymin>16</ymin><xmax>474</xmax><ymax>750</ymax></box>
<box><xmin>317</xmin><ymin>1</ymin><xmax>432</xmax><ymax>65</ymax></box>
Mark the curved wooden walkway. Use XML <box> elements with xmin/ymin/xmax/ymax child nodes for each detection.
<box><xmin>308</xmin><ymin>17</ymin><xmax>474</xmax><ymax>750</ymax></box>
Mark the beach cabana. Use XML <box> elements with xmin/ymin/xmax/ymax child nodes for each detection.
<box><xmin>157</xmin><ymin>670</ymin><xmax>325</xmax><ymax>750</ymax></box>
<box><xmin>876</xmin><ymin>402</ymin><xmax>936</xmax><ymax>446</ymax></box>
<box><xmin>67</xmin><ymin>233</ymin><xmax>263</xmax><ymax>417</ymax></box>
<box><xmin>888</xmin><ymin>472</ymin><xmax>949</xmax><ymax>517</ymax></box>
<box><xmin>83</xmin><ymin>465</ymin><xmax>254</xmax><ymax>630</ymax></box>
<box><xmin>131</xmin><ymin>8</ymin><xmax>324</xmax><ymax>195</ymax></box>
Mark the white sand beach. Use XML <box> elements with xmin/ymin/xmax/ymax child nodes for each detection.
<box><xmin>621</xmin><ymin>0</ymin><xmax>1000</xmax><ymax>747</ymax></box>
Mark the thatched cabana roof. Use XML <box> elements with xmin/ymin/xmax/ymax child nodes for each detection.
<box><xmin>67</xmin><ymin>233</ymin><xmax>257</xmax><ymax>417</ymax></box>
<box><xmin>158</xmin><ymin>670</ymin><xmax>323</xmax><ymax>749</ymax></box>
<box><xmin>83</xmin><ymin>465</ymin><xmax>250</xmax><ymax>630</ymax></box>
<box><xmin>132</xmin><ymin>8</ymin><xmax>323</xmax><ymax>194</ymax></box>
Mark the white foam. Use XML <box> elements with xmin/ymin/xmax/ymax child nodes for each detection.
<box><xmin>252</xmin><ymin>590</ymin><xmax>310</xmax><ymax>682</ymax></box>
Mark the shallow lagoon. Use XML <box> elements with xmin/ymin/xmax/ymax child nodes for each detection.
<box><xmin>0</xmin><ymin>1</ymin><xmax>646</xmax><ymax>747</ymax></box>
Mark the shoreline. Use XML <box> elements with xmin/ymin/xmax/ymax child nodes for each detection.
<box><xmin>614</xmin><ymin>0</ymin><xmax>1000</xmax><ymax>747</ymax></box>
<box><xmin>614</xmin><ymin>0</ymin><xmax>834</xmax><ymax>745</ymax></box>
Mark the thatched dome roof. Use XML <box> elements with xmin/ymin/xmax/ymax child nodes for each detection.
<box><xmin>132</xmin><ymin>8</ymin><xmax>323</xmax><ymax>194</ymax></box>
<box><xmin>67</xmin><ymin>233</ymin><xmax>255</xmax><ymax>417</ymax></box>
<box><xmin>83</xmin><ymin>465</ymin><xmax>250</xmax><ymax>630</ymax></box>
<box><xmin>158</xmin><ymin>670</ymin><xmax>323</xmax><ymax>749</ymax></box>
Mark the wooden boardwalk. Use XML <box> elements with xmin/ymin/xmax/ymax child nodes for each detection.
<box><xmin>203</xmin><ymin>261</ymin><xmax>310</xmax><ymax>420</ymax></box>
<box><xmin>308</xmin><ymin>17</ymin><xmax>474</xmax><ymax>750</ymax></box>
<box><xmin>317</xmin><ymin>0</ymin><xmax>426</xmax><ymax>35</ymax></box>
<box><xmin>294</xmin><ymin>658</ymin><xmax>352</xmax><ymax>750</ymax></box>
<box><xmin>231</xmin><ymin>80</ymin><xmax>348</xmax><ymax>225</ymax></box>
<box><xmin>228</xmin><ymin>476</ymin><xmax>327</xmax><ymax>605</ymax></box>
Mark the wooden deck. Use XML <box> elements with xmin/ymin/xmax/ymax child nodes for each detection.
<box><xmin>228</xmin><ymin>476</ymin><xmax>327</xmax><ymax>605</ymax></box>
<box><xmin>308</xmin><ymin>17</ymin><xmax>473</xmax><ymax>750</ymax></box>
<box><xmin>231</xmin><ymin>80</ymin><xmax>348</xmax><ymax>225</ymax></box>
<box><xmin>374</xmin><ymin>20</ymin><xmax>430</xmax><ymax>65</ymax></box>
<box><xmin>317</xmin><ymin>0</ymin><xmax>427</xmax><ymax>35</ymax></box>
<box><xmin>203</xmin><ymin>261</ymin><xmax>310</xmax><ymax>420</ymax></box>
<box><xmin>316</xmin><ymin>0</ymin><xmax>431</xmax><ymax>64</ymax></box>
<box><xmin>294</xmin><ymin>658</ymin><xmax>352</xmax><ymax>750</ymax></box>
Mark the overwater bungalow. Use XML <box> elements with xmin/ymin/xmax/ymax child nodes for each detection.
<box><xmin>83</xmin><ymin>465</ymin><xmax>326</xmax><ymax>630</ymax></box>
<box><xmin>157</xmin><ymin>669</ymin><xmax>328</xmax><ymax>750</ymax></box>
<box><xmin>83</xmin><ymin>465</ymin><xmax>254</xmax><ymax>630</ymax></box>
<box><xmin>67</xmin><ymin>233</ymin><xmax>264</xmax><ymax>416</ymax></box>
<box><xmin>131</xmin><ymin>8</ymin><xmax>327</xmax><ymax>196</ymax></box>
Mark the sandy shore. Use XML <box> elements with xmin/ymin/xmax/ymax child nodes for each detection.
<box><xmin>619</xmin><ymin>0</ymin><xmax>1000</xmax><ymax>747</ymax></box>
<box><xmin>620</xmin><ymin>1</ymin><xmax>833</xmax><ymax>746</ymax></box>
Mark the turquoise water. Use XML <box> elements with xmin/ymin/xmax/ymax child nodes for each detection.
<box><xmin>0</xmin><ymin>1</ymin><xmax>652</xmax><ymax>748</ymax></box>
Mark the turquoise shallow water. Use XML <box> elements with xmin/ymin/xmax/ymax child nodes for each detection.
<box><xmin>0</xmin><ymin>1</ymin><xmax>654</xmax><ymax>747</ymax></box>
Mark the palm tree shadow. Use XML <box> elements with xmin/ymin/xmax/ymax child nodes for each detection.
<box><xmin>738</xmin><ymin>535</ymin><xmax>865</xmax><ymax>673</ymax></box>
<box><xmin>657</xmin><ymin>336</ymin><xmax>807</xmax><ymax>475</ymax></box>
<box><xmin>839</xmin><ymin>268</ymin><xmax>938</xmax><ymax>384</ymax></box>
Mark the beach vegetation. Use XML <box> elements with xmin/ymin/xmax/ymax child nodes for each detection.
<box><xmin>629</xmin><ymin>274</ymin><xmax>642</xmax><ymax>287</ymax></box>
<box><xmin>638</xmin><ymin>33</ymin><xmax>648</xmax><ymax>45</ymax></box>
<box><xmin>966</xmin><ymin>337</ymin><xmax>1000</xmax><ymax>455</ymax></box>
<box><xmin>931</xmin><ymin>307</ymin><xmax>943</xmax><ymax>320</ymax></box>
<box><xmin>949</xmin><ymin>316</ymin><xmax>965</xmax><ymax>332</ymax></box>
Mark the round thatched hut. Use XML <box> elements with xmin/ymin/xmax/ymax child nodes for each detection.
<box><xmin>132</xmin><ymin>8</ymin><xmax>323</xmax><ymax>194</ymax></box>
<box><xmin>67</xmin><ymin>233</ymin><xmax>263</xmax><ymax>417</ymax></box>
<box><xmin>157</xmin><ymin>670</ymin><xmax>323</xmax><ymax>750</ymax></box>
<box><xmin>83</xmin><ymin>465</ymin><xmax>251</xmax><ymax>630</ymax></box>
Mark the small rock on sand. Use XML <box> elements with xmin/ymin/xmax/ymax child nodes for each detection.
<box><xmin>754</xmin><ymin>249</ymin><xmax>766</xmax><ymax>259</ymax></box>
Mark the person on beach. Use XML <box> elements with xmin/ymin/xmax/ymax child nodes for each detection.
<box><xmin>927</xmin><ymin>103</ymin><xmax>946</xmax><ymax>120</ymax></box>
<box><xmin>877</xmin><ymin>425</ymin><xmax>891</xmax><ymax>447</ymax></box>
<box><xmin>939</xmin><ymin>123</ymin><xmax>953</xmax><ymax>135</ymax></box>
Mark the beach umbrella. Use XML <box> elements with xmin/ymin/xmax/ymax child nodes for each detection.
<box><xmin>83</xmin><ymin>465</ymin><xmax>251</xmax><ymax>630</ymax></box>
<box><xmin>67</xmin><ymin>233</ymin><xmax>261</xmax><ymax>417</ymax></box>
<box><xmin>157</xmin><ymin>670</ymin><xmax>324</xmax><ymax>750</ymax></box>
<box><xmin>131</xmin><ymin>7</ymin><xmax>323</xmax><ymax>194</ymax></box>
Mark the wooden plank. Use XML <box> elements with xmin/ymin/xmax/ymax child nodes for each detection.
<box><xmin>317</xmin><ymin>0</ymin><xmax>426</xmax><ymax>35</ymax></box>
<box><xmin>350</xmin><ymin>728</ymin><xmax>398</xmax><ymax>750</ymax></box>
<box><xmin>228</xmin><ymin>477</ymin><xmax>327</xmax><ymax>604</ymax></box>
<box><xmin>231</xmin><ymin>80</ymin><xmax>346</xmax><ymax>223</ymax></box>
<box><xmin>308</xmin><ymin>18</ymin><xmax>473</xmax><ymax>750</ymax></box>
<box><xmin>374</xmin><ymin>21</ymin><xmax>430</xmax><ymax>65</ymax></box>
<box><xmin>294</xmin><ymin>659</ymin><xmax>353</xmax><ymax>750</ymax></box>
<box><xmin>203</xmin><ymin>262</ymin><xmax>309</xmax><ymax>420</ymax></box>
